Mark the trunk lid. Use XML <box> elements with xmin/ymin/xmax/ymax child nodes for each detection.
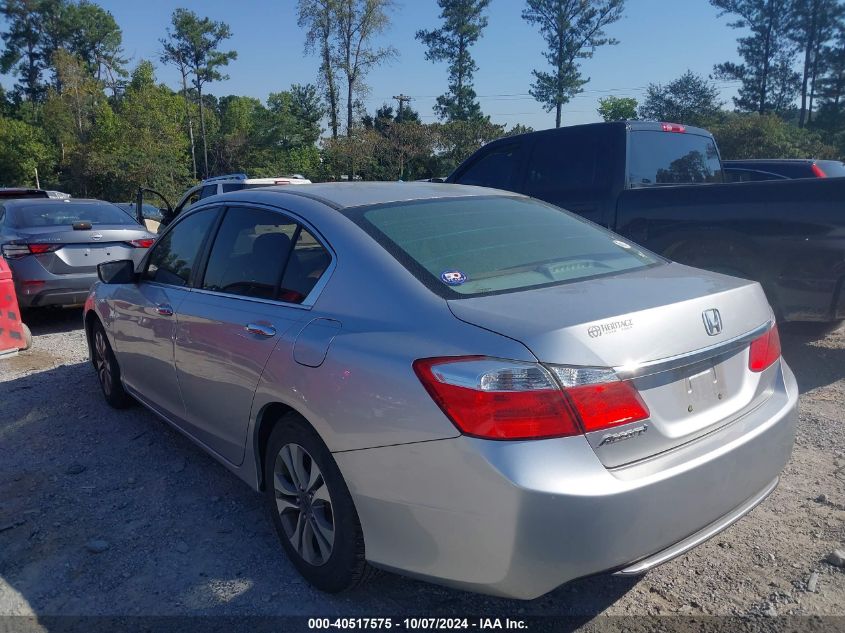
<box><xmin>448</xmin><ymin>262</ymin><xmax>778</xmax><ymax>466</ymax></box>
<box><xmin>16</xmin><ymin>225</ymin><xmax>152</xmax><ymax>274</ymax></box>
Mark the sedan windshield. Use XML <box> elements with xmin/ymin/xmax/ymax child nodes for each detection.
<box><xmin>8</xmin><ymin>201</ymin><xmax>139</xmax><ymax>229</ymax></box>
<box><xmin>348</xmin><ymin>195</ymin><xmax>661</xmax><ymax>297</ymax></box>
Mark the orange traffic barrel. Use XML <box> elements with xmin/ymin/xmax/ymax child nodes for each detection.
<box><xmin>0</xmin><ymin>256</ymin><xmax>31</xmax><ymax>355</ymax></box>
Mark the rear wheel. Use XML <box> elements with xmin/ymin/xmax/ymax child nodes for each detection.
<box><xmin>91</xmin><ymin>321</ymin><xmax>132</xmax><ymax>408</ymax></box>
<box><xmin>263</xmin><ymin>413</ymin><xmax>374</xmax><ymax>592</ymax></box>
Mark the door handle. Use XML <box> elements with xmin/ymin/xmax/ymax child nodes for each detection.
<box><xmin>245</xmin><ymin>322</ymin><xmax>276</xmax><ymax>337</ymax></box>
<box><xmin>155</xmin><ymin>303</ymin><xmax>173</xmax><ymax>316</ymax></box>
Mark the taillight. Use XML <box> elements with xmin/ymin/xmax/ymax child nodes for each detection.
<box><xmin>811</xmin><ymin>163</ymin><xmax>827</xmax><ymax>178</ymax></box>
<box><xmin>28</xmin><ymin>243</ymin><xmax>61</xmax><ymax>254</ymax></box>
<box><xmin>548</xmin><ymin>366</ymin><xmax>650</xmax><ymax>433</ymax></box>
<box><xmin>1</xmin><ymin>243</ymin><xmax>59</xmax><ymax>258</ymax></box>
<box><xmin>661</xmin><ymin>122</ymin><xmax>686</xmax><ymax>133</ymax></box>
<box><xmin>413</xmin><ymin>357</ymin><xmax>650</xmax><ymax>440</ymax></box>
<box><xmin>1</xmin><ymin>243</ymin><xmax>30</xmax><ymax>259</ymax></box>
<box><xmin>748</xmin><ymin>324</ymin><xmax>781</xmax><ymax>372</ymax></box>
<box><xmin>126</xmin><ymin>238</ymin><xmax>155</xmax><ymax>248</ymax></box>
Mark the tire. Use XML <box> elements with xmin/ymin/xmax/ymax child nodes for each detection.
<box><xmin>91</xmin><ymin>320</ymin><xmax>132</xmax><ymax>409</ymax></box>
<box><xmin>263</xmin><ymin>413</ymin><xmax>375</xmax><ymax>592</ymax></box>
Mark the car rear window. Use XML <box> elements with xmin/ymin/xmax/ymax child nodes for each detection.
<box><xmin>348</xmin><ymin>196</ymin><xmax>660</xmax><ymax>298</ymax></box>
<box><xmin>628</xmin><ymin>131</ymin><xmax>723</xmax><ymax>186</ymax></box>
<box><xmin>7</xmin><ymin>202</ymin><xmax>138</xmax><ymax>228</ymax></box>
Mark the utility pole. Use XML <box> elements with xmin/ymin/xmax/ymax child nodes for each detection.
<box><xmin>393</xmin><ymin>94</ymin><xmax>412</xmax><ymax>122</ymax></box>
<box><xmin>392</xmin><ymin>94</ymin><xmax>413</xmax><ymax>180</ymax></box>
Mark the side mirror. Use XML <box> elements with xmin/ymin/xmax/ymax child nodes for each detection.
<box><xmin>98</xmin><ymin>259</ymin><xmax>137</xmax><ymax>285</ymax></box>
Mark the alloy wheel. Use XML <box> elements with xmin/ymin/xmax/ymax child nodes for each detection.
<box><xmin>273</xmin><ymin>442</ymin><xmax>335</xmax><ymax>566</ymax></box>
<box><xmin>94</xmin><ymin>330</ymin><xmax>112</xmax><ymax>396</ymax></box>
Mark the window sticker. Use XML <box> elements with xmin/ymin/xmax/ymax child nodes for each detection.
<box><xmin>440</xmin><ymin>270</ymin><xmax>468</xmax><ymax>286</ymax></box>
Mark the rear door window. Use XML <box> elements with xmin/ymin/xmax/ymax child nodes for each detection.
<box><xmin>524</xmin><ymin>127</ymin><xmax>613</xmax><ymax>197</ymax></box>
<box><xmin>201</xmin><ymin>207</ymin><xmax>298</xmax><ymax>300</ymax></box>
<box><xmin>201</xmin><ymin>207</ymin><xmax>331</xmax><ymax>304</ymax></box>
<box><xmin>144</xmin><ymin>208</ymin><xmax>218</xmax><ymax>286</ymax></box>
<box><xmin>628</xmin><ymin>131</ymin><xmax>723</xmax><ymax>186</ymax></box>
<box><xmin>452</xmin><ymin>144</ymin><xmax>522</xmax><ymax>189</ymax></box>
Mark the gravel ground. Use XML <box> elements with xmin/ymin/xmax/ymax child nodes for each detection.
<box><xmin>0</xmin><ymin>308</ymin><xmax>843</xmax><ymax>625</ymax></box>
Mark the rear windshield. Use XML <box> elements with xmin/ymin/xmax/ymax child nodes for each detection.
<box><xmin>628</xmin><ymin>131</ymin><xmax>723</xmax><ymax>186</ymax></box>
<box><xmin>7</xmin><ymin>202</ymin><xmax>138</xmax><ymax>228</ymax></box>
<box><xmin>348</xmin><ymin>196</ymin><xmax>660</xmax><ymax>298</ymax></box>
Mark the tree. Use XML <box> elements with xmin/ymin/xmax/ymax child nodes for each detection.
<box><xmin>789</xmin><ymin>0</ymin><xmax>842</xmax><ymax>126</ymax></box>
<box><xmin>63</xmin><ymin>0</ymin><xmax>127</xmax><ymax>95</ymax></box>
<box><xmin>710</xmin><ymin>112</ymin><xmax>836</xmax><ymax>159</ymax></box>
<box><xmin>42</xmin><ymin>48</ymin><xmax>108</xmax><ymax>194</ymax></box>
<box><xmin>0</xmin><ymin>114</ymin><xmax>54</xmax><ymax>186</ymax></box>
<box><xmin>522</xmin><ymin>0</ymin><xmax>624</xmax><ymax>128</ymax></box>
<box><xmin>416</xmin><ymin>0</ymin><xmax>490</xmax><ymax>122</ymax></box>
<box><xmin>638</xmin><ymin>71</ymin><xmax>723</xmax><ymax>126</ymax></box>
<box><xmin>88</xmin><ymin>60</ymin><xmax>191</xmax><ymax>202</ymax></box>
<box><xmin>712</xmin><ymin>0</ymin><xmax>801</xmax><ymax>115</ymax></box>
<box><xmin>298</xmin><ymin>0</ymin><xmax>341</xmax><ymax>138</ymax></box>
<box><xmin>0</xmin><ymin>0</ymin><xmax>64</xmax><ymax>102</ymax></box>
<box><xmin>597</xmin><ymin>95</ymin><xmax>637</xmax><ymax>121</ymax></box>
<box><xmin>160</xmin><ymin>30</ymin><xmax>198</xmax><ymax>179</ymax></box>
<box><xmin>333</xmin><ymin>0</ymin><xmax>396</xmax><ymax>136</ymax></box>
<box><xmin>164</xmin><ymin>9</ymin><xmax>236</xmax><ymax>178</ymax></box>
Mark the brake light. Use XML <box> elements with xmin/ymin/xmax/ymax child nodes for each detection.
<box><xmin>748</xmin><ymin>324</ymin><xmax>781</xmax><ymax>372</ymax></box>
<box><xmin>1</xmin><ymin>243</ymin><xmax>60</xmax><ymax>258</ymax></box>
<box><xmin>28</xmin><ymin>243</ymin><xmax>61</xmax><ymax>254</ymax></box>
<box><xmin>811</xmin><ymin>163</ymin><xmax>827</xmax><ymax>178</ymax></box>
<box><xmin>127</xmin><ymin>238</ymin><xmax>155</xmax><ymax>248</ymax></box>
<box><xmin>413</xmin><ymin>357</ymin><xmax>650</xmax><ymax>440</ymax></box>
<box><xmin>661</xmin><ymin>123</ymin><xmax>686</xmax><ymax>133</ymax></box>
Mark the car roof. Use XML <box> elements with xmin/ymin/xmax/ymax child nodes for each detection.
<box><xmin>2</xmin><ymin>197</ymin><xmax>118</xmax><ymax>209</ymax></box>
<box><xmin>212</xmin><ymin>182</ymin><xmax>516</xmax><ymax>210</ymax></box>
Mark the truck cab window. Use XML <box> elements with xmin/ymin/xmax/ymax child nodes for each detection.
<box><xmin>628</xmin><ymin>131</ymin><xmax>723</xmax><ymax>186</ymax></box>
<box><xmin>454</xmin><ymin>145</ymin><xmax>520</xmax><ymax>189</ymax></box>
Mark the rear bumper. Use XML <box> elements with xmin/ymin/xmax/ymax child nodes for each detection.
<box><xmin>9</xmin><ymin>258</ymin><xmax>96</xmax><ymax>308</ymax></box>
<box><xmin>335</xmin><ymin>361</ymin><xmax>798</xmax><ymax>600</ymax></box>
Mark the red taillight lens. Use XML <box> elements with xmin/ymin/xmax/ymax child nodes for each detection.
<box><xmin>811</xmin><ymin>163</ymin><xmax>827</xmax><ymax>178</ymax></box>
<box><xmin>748</xmin><ymin>324</ymin><xmax>781</xmax><ymax>372</ymax></box>
<box><xmin>28</xmin><ymin>243</ymin><xmax>61</xmax><ymax>254</ymax></box>
<box><xmin>413</xmin><ymin>357</ymin><xmax>581</xmax><ymax>440</ymax></box>
<box><xmin>565</xmin><ymin>381</ymin><xmax>650</xmax><ymax>433</ymax></box>
<box><xmin>413</xmin><ymin>357</ymin><xmax>651</xmax><ymax>440</ymax></box>
<box><xmin>127</xmin><ymin>238</ymin><xmax>155</xmax><ymax>248</ymax></box>
<box><xmin>661</xmin><ymin>122</ymin><xmax>686</xmax><ymax>133</ymax></box>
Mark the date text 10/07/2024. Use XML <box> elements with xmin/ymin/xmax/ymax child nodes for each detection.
<box><xmin>307</xmin><ymin>618</ymin><xmax>529</xmax><ymax>630</ymax></box>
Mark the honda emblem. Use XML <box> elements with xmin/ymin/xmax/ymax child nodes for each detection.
<box><xmin>702</xmin><ymin>309</ymin><xmax>723</xmax><ymax>336</ymax></box>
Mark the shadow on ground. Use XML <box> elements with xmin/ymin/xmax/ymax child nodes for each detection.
<box><xmin>779</xmin><ymin>325</ymin><xmax>845</xmax><ymax>393</ymax></box>
<box><xmin>0</xmin><ymin>360</ymin><xmax>639</xmax><ymax>624</ymax></box>
<box><xmin>21</xmin><ymin>308</ymin><xmax>84</xmax><ymax>336</ymax></box>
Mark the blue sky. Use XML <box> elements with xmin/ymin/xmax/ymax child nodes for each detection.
<box><xmin>9</xmin><ymin>0</ymin><xmax>746</xmax><ymax>131</ymax></box>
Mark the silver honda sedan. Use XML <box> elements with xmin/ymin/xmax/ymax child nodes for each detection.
<box><xmin>83</xmin><ymin>183</ymin><xmax>797</xmax><ymax>599</ymax></box>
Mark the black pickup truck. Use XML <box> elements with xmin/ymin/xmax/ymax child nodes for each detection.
<box><xmin>446</xmin><ymin>120</ymin><xmax>845</xmax><ymax>325</ymax></box>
